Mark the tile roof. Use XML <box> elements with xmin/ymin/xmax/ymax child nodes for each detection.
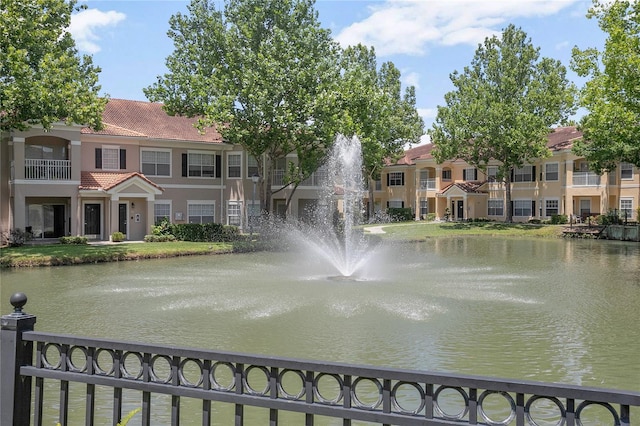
<box><xmin>394</xmin><ymin>126</ymin><xmax>583</xmax><ymax>165</ymax></box>
<box><xmin>439</xmin><ymin>181</ymin><xmax>487</xmax><ymax>195</ymax></box>
<box><xmin>83</xmin><ymin>99</ymin><xmax>224</xmax><ymax>143</ymax></box>
<box><xmin>80</xmin><ymin>171</ymin><xmax>163</xmax><ymax>191</ymax></box>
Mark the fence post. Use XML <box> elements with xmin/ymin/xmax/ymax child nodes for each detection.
<box><xmin>1</xmin><ymin>292</ymin><xmax>37</xmax><ymax>425</ymax></box>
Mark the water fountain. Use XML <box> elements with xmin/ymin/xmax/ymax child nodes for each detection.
<box><xmin>286</xmin><ymin>134</ymin><xmax>383</xmax><ymax>279</ymax></box>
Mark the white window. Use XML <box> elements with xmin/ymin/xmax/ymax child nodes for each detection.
<box><xmin>621</xmin><ymin>162</ymin><xmax>634</xmax><ymax>180</ymax></box>
<box><xmin>247</xmin><ymin>155</ymin><xmax>259</xmax><ymax>178</ymax></box>
<box><xmin>227</xmin><ymin>153</ymin><xmax>241</xmax><ymax>178</ymax></box>
<box><xmin>513</xmin><ymin>200</ymin><xmax>533</xmax><ymax>217</ymax></box>
<box><xmin>545</xmin><ymin>199</ymin><xmax>559</xmax><ymax>216</ymax></box>
<box><xmin>442</xmin><ymin>169</ymin><xmax>452</xmax><ymax>181</ymax></box>
<box><xmin>154</xmin><ymin>202</ymin><xmax>171</xmax><ymax>225</ymax></box>
<box><xmin>513</xmin><ymin>166</ymin><xmax>534</xmax><ymax>182</ymax></box>
<box><xmin>142</xmin><ymin>149</ymin><xmax>171</xmax><ymax>177</ymax></box>
<box><xmin>463</xmin><ymin>168</ymin><xmax>477</xmax><ymax>181</ymax></box>
<box><xmin>620</xmin><ymin>198</ymin><xmax>633</xmax><ymax>220</ymax></box>
<box><xmin>188</xmin><ymin>202</ymin><xmax>215</xmax><ymax>224</ymax></box>
<box><xmin>488</xmin><ymin>199</ymin><xmax>503</xmax><ymax>216</ymax></box>
<box><xmin>388</xmin><ymin>200</ymin><xmax>403</xmax><ymax>208</ymax></box>
<box><xmin>420</xmin><ymin>199</ymin><xmax>428</xmax><ymax>217</ymax></box>
<box><xmin>102</xmin><ymin>146</ymin><xmax>120</xmax><ymax>170</ymax></box>
<box><xmin>388</xmin><ymin>172</ymin><xmax>404</xmax><ymax>186</ymax></box>
<box><xmin>486</xmin><ymin>166</ymin><xmax>498</xmax><ymax>182</ymax></box>
<box><xmin>227</xmin><ymin>201</ymin><xmax>242</xmax><ymax>226</ymax></box>
<box><xmin>545</xmin><ymin>163</ymin><xmax>559</xmax><ymax>181</ymax></box>
<box><xmin>188</xmin><ymin>153</ymin><xmax>215</xmax><ymax>177</ymax></box>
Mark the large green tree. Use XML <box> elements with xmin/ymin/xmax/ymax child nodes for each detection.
<box><xmin>0</xmin><ymin>0</ymin><xmax>106</xmax><ymax>131</ymax></box>
<box><xmin>336</xmin><ymin>44</ymin><xmax>424</xmax><ymax>218</ymax></box>
<box><xmin>144</xmin><ymin>0</ymin><xmax>341</xmax><ymax>214</ymax></box>
<box><xmin>429</xmin><ymin>25</ymin><xmax>575</xmax><ymax>222</ymax></box>
<box><xmin>571</xmin><ymin>0</ymin><xmax>640</xmax><ymax>172</ymax></box>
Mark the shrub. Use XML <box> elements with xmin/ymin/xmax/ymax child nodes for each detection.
<box><xmin>550</xmin><ymin>214</ymin><xmax>568</xmax><ymax>224</ymax></box>
<box><xmin>59</xmin><ymin>236</ymin><xmax>88</xmax><ymax>245</ymax></box>
<box><xmin>144</xmin><ymin>234</ymin><xmax>177</xmax><ymax>242</ymax></box>
<box><xmin>425</xmin><ymin>213</ymin><xmax>436</xmax><ymax>222</ymax></box>
<box><xmin>528</xmin><ymin>219</ymin><xmax>542</xmax><ymax>224</ymax></box>
<box><xmin>3</xmin><ymin>228</ymin><xmax>32</xmax><ymax>247</ymax></box>
<box><xmin>111</xmin><ymin>232</ymin><xmax>125</xmax><ymax>242</ymax></box>
<box><xmin>387</xmin><ymin>208</ymin><xmax>413</xmax><ymax>222</ymax></box>
<box><xmin>170</xmin><ymin>223</ymin><xmax>240</xmax><ymax>242</ymax></box>
<box><xmin>152</xmin><ymin>217</ymin><xmax>173</xmax><ymax>236</ymax></box>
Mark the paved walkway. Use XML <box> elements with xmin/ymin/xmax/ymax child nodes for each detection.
<box><xmin>364</xmin><ymin>226</ymin><xmax>386</xmax><ymax>234</ymax></box>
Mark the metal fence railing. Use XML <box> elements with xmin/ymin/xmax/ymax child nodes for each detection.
<box><xmin>2</xmin><ymin>293</ymin><xmax>640</xmax><ymax>426</ymax></box>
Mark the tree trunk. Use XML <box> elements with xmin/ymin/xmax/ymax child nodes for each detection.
<box><xmin>505</xmin><ymin>171</ymin><xmax>513</xmax><ymax>223</ymax></box>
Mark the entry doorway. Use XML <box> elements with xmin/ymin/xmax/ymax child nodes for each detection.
<box><xmin>118</xmin><ymin>203</ymin><xmax>128</xmax><ymax>236</ymax></box>
<box><xmin>84</xmin><ymin>203</ymin><xmax>101</xmax><ymax>239</ymax></box>
<box><xmin>457</xmin><ymin>200</ymin><xmax>464</xmax><ymax>221</ymax></box>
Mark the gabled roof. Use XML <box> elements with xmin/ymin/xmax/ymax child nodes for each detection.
<box><xmin>439</xmin><ymin>181</ymin><xmax>487</xmax><ymax>195</ymax></box>
<box><xmin>82</xmin><ymin>99</ymin><xmax>224</xmax><ymax>144</ymax></box>
<box><xmin>389</xmin><ymin>143</ymin><xmax>434</xmax><ymax>166</ymax></box>
<box><xmin>80</xmin><ymin>171</ymin><xmax>163</xmax><ymax>192</ymax></box>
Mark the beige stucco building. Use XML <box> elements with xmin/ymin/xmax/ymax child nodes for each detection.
<box><xmin>373</xmin><ymin>126</ymin><xmax>639</xmax><ymax>223</ymax></box>
<box><xmin>0</xmin><ymin>99</ymin><xmax>326</xmax><ymax>242</ymax></box>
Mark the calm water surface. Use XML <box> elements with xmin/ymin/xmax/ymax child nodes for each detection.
<box><xmin>2</xmin><ymin>237</ymin><xmax>639</xmax><ymax>423</ymax></box>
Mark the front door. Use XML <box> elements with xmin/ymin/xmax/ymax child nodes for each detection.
<box><xmin>84</xmin><ymin>203</ymin><xmax>101</xmax><ymax>238</ymax></box>
<box><xmin>457</xmin><ymin>200</ymin><xmax>464</xmax><ymax>220</ymax></box>
<box><xmin>118</xmin><ymin>203</ymin><xmax>128</xmax><ymax>235</ymax></box>
<box><xmin>580</xmin><ymin>199</ymin><xmax>591</xmax><ymax>217</ymax></box>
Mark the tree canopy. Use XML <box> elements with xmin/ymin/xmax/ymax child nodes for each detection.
<box><xmin>336</xmin><ymin>44</ymin><xmax>424</xmax><ymax>217</ymax></box>
<box><xmin>144</xmin><ymin>0</ymin><xmax>341</xmax><ymax>214</ymax></box>
<box><xmin>0</xmin><ymin>0</ymin><xmax>106</xmax><ymax>131</ymax></box>
<box><xmin>429</xmin><ymin>24</ymin><xmax>576</xmax><ymax>222</ymax></box>
<box><xmin>571</xmin><ymin>0</ymin><xmax>640</xmax><ymax>172</ymax></box>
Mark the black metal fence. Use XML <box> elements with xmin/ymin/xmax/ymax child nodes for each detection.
<box><xmin>2</xmin><ymin>292</ymin><xmax>640</xmax><ymax>425</ymax></box>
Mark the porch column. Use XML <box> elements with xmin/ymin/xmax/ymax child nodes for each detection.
<box><xmin>70</xmin><ymin>196</ymin><xmax>79</xmax><ymax>236</ymax></box>
<box><xmin>108</xmin><ymin>197</ymin><xmax>119</xmax><ymax>241</ymax></box>
<box><xmin>464</xmin><ymin>194</ymin><xmax>469</xmax><ymax>220</ymax></box>
<box><xmin>11</xmin><ymin>137</ymin><xmax>25</xmax><ymax>180</ymax></box>
<box><xmin>146</xmin><ymin>197</ymin><xmax>155</xmax><ymax>235</ymax></box>
<box><xmin>70</xmin><ymin>140</ymin><xmax>81</xmax><ymax>182</ymax></box>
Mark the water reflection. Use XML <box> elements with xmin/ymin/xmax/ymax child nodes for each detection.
<box><xmin>2</xmin><ymin>238</ymin><xmax>639</xmax><ymax>395</ymax></box>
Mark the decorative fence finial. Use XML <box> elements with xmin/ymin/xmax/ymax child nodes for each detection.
<box><xmin>9</xmin><ymin>292</ymin><xmax>27</xmax><ymax>315</ymax></box>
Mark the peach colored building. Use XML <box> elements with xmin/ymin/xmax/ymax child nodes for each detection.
<box><xmin>0</xmin><ymin>99</ymin><xmax>326</xmax><ymax>242</ymax></box>
<box><xmin>374</xmin><ymin>127</ymin><xmax>639</xmax><ymax>223</ymax></box>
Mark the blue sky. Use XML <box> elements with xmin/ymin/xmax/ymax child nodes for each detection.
<box><xmin>72</xmin><ymin>0</ymin><xmax>605</xmax><ymax>138</ymax></box>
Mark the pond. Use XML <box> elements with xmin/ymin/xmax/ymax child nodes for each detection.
<box><xmin>2</xmin><ymin>236</ymin><xmax>639</xmax><ymax>423</ymax></box>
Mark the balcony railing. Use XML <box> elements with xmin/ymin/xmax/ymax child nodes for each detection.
<box><xmin>573</xmin><ymin>171</ymin><xmax>601</xmax><ymax>186</ymax></box>
<box><xmin>419</xmin><ymin>178</ymin><xmax>436</xmax><ymax>190</ymax></box>
<box><xmin>24</xmin><ymin>159</ymin><xmax>71</xmax><ymax>180</ymax></box>
<box><xmin>3</xmin><ymin>293</ymin><xmax>640</xmax><ymax>426</ymax></box>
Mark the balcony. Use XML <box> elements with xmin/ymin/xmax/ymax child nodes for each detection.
<box><xmin>24</xmin><ymin>159</ymin><xmax>71</xmax><ymax>180</ymax></box>
<box><xmin>273</xmin><ymin>169</ymin><xmax>328</xmax><ymax>187</ymax></box>
<box><xmin>573</xmin><ymin>171</ymin><xmax>601</xmax><ymax>186</ymax></box>
<box><xmin>419</xmin><ymin>178</ymin><xmax>436</xmax><ymax>190</ymax></box>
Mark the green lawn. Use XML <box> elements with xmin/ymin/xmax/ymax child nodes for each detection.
<box><xmin>0</xmin><ymin>222</ymin><xmax>563</xmax><ymax>268</ymax></box>
<box><xmin>0</xmin><ymin>242</ymin><xmax>234</xmax><ymax>268</ymax></box>
<box><xmin>363</xmin><ymin>221</ymin><xmax>564</xmax><ymax>240</ymax></box>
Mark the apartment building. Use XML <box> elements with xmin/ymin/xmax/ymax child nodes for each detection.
<box><xmin>374</xmin><ymin>126</ymin><xmax>639</xmax><ymax>223</ymax></box>
<box><xmin>0</xmin><ymin>99</ymin><xmax>325</xmax><ymax>242</ymax></box>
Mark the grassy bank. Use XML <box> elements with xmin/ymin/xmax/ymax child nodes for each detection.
<box><xmin>0</xmin><ymin>222</ymin><xmax>564</xmax><ymax>268</ymax></box>
<box><xmin>365</xmin><ymin>221</ymin><xmax>565</xmax><ymax>240</ymax></box>
<box><xmin>0</xmin><ymin>242</ymin><xmax>234</xmax><ymax>268</ymax></box>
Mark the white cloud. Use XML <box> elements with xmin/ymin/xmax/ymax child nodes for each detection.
<box><xmin>555</xmin><ymin>40</ymin><xmax>571</xmax><ymax>50</ymax></box>
<box><xmin>402</xmin><ymin>71</ymin><xmax>421</xmax><ymax>89</ymax></box>
<box><xmin>335</xmin><ymin>0</ymin><xmax>579</xmax><ymax>57</ymax></box>
<box><xmin>417</xmin><ymin>107</ymin><xmax>436</xmax><ymax>121</ymax></box>
<box><xmin>69</xmin><ymin>9</ymin><xmax>126</xmax><ymax>54</ymax></box>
